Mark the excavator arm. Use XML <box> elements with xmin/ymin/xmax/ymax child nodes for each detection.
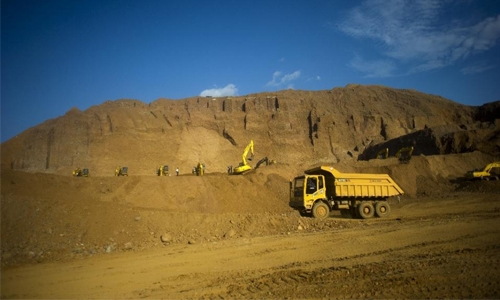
<box><xmin>484</xmin><ymin>162</ymin><xmax>500</xmax><ymax>173</ymax></box>
<box><xmin>233</xmin><ymin>140</ymin><xmax>254</xmax><ymax>174</ymax></box>
<box><xmin>241</xmin><ymin>140</ymin><xmax>254</xmax><ymax>166</ymax></box>
<box><xmin>255</xmin><ymin>156</ymin><xmax>276</xmax><ymax>169</ymax></box>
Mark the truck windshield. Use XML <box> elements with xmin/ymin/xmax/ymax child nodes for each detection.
<box><xmin>306</xmin><ymin>177</ymin><xmax>317</xmax><ymax>194</ymax></box>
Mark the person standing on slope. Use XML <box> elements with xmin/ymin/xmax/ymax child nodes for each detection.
<box><xmin>176</xmin><ymin>167</ymin><xmax>179</xmax><ymax>176</ymax></box>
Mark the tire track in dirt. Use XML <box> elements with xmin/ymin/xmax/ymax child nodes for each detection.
<box><xmin>204</xmin><ymin>242</ymin><xmax>500</xmax><ymax>299</ymax></box>
<box><xmin>68</xmin><ymin>209</ymin><xmax>500</xmax><ymax>299</ymax></box>
<box><xmin>197</xmin><ymin>214</ymin><xmax>500</xmax><ymax>299</ymax></box>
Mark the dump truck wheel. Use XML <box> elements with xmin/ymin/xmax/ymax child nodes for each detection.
<box><xmin>357</xmin><ymin>202</ymin><xmax>374</xmax><ymax>219</ymax></box>
<box><xmin>312</xmin><ymin>202</ymin><xmax>329</xmax><ymax>219</ymax></box>
<box><xmin>375</xmin><ymin>201</ymin><xmax>391</xmax><ymax>218</ymax></box>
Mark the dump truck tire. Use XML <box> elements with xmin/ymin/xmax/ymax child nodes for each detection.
<box><xmin>312</xmin><ymin>202</ymin><xmax>329</xmax><ymax>219</ymax></box>
<box><xmin>375</xmin><ymin>201</ymin><xmax>391</xmax><ymax>218</ymax></box>
<box><xmin>357</xmin><ymin>202</ymin><xmax>374</xmax><ymax>219</ymax></box>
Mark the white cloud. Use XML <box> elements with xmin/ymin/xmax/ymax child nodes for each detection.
<box><xmin>337</xmin><ymin>0</ymin><xmax>500</xmax><ymax>76</ymax></box>
<box><xmin>267</xmin><ymin>70</ymin><xmax>301</xmax><ymax>86</ymax></box>
<box><xmin>461</xmin><ymin>62</ymin><xmax>495</xmax><ymax>75</ymax></box>
<box><xmin>199</xmin><ymin>84</ymin><xmax>238</xmax><ymax>97</ymax></box>
<box><xmin>349</xmin><ymin>55</ymin><xmax>396</xmax><ymax>78</ymax></box>
<box><xmin>306</xmin><ymin>75</ymin><xmax>321</xmax><ymax>82</ymax></box>
<box><xmin>268</xmin><ymin>71</ymin><xmax>282</xmax><ymax>86</ymax></box>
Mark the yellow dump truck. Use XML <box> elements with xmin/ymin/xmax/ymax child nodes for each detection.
<box><xmin>290</xmin><ymin>166</ymin><xmax>404</xmax><ymax>219</ymax></box>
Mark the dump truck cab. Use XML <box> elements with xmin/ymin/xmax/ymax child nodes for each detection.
<box><xmin>290</xmin><ymin>166</ymin><xmax>404</xmax><ymax>219</ymax></box>
<box><xmin>290</xmin><ymin>175</ymin><xmax>326</xmax><ymax>212</ymax></box>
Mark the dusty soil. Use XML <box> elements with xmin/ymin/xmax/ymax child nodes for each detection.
<box><xmin>1</xmin><ymin>158</ymin><xmax>500</xmax><ymax>299</ymax></box>
<box><xmin>2</xmin><ymin>191</ymin><xmax>499</xmax><ymax>299</ymax></box>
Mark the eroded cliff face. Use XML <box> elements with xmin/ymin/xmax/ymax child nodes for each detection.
<box><xmin>2</xmin><ymin>84</ymin><xmax>497</xmax><ymax>175</ymax></box>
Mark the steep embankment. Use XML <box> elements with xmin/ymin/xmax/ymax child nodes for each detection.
<box><xmin>4</xmin><ymin>84</ymin><xmax>497</xmax><ymax>176</ymax></box>
<box><xmin>361</xmin><ymin>114</ymin><xmax>500</xmax><ymax>160</ymax></box>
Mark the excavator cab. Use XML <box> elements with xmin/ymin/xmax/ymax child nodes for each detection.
<box><xmin>376</xmin><ymin>148</ymin><xmax>389</xmax><ymax>159</ymax></box>
<box><xmin>115</xmin><ymin>166</ymin><xmax>129</xmax><ymax>176</ymax></box>
<box><xmin>73</xmin><ymin>168</ymin><xmax>89</xmax><ymax>177</ymax></box>
<box><xmin>157</xmin><ymin>165</ymin><xmax>169</xmax><ymax>176</ymax></box>
<box><xmin>395</xmin><ymin>146</ymin><xmax>414</xmax><ymax>164</ymax></box>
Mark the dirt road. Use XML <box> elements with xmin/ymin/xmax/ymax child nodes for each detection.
<box><xmin>2</xmin><ymin>193</ymin><xmax>499</xmax><ymax>299</ymax></box>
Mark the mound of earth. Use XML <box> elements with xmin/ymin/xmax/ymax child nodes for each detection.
<box><xmin>1</xmin><ymin>150</ymin><xmax>498</xmax><ymax>267</ymax></box>
<box><xmin>1</xmin><ymin>84</ymin><xmax>499</xmax><ymax>176</ymax></box>
<box><xmin>2</xmin><ymin>151</ymin><xmax>500</xmax><ymax>299</ymax></box>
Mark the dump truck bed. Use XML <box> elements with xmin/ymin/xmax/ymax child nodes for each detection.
<box><xmin>305</xmin><ymin>166</ymin><xmax>404</xmax><ymax>199</ymax></box>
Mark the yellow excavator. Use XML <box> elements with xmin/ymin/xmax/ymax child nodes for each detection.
<box><xmin>157</xmin><ymin>165</ymin><xmax>169</xmax><ymax>176</ymax></box>
<box><xmin>465</xmin><ymin>162</ymin><xmax>500</xmax><ymax>180</ymax></box>
<box><xmin>232</xmin><ymin>140</ymin><xmax>254</xmax><ymax>174</ymax></box>
<box><xmin>376</xmin><ymin>148</ymin><xmax>389</xmax><ymax>159</ymax></box>
<box><xmin>115</xmin><ymin>166</ymin><xmax>128</xmax><ymax>176</ymax></box>
<box><xmin>395</xmin><ymin>146</ymin><xmax>414</xmax><ymax>164</ymax></box>
<box><xmin>196</xmin><ymin>162</ymin><xmax>205</xmax><ymax>176</ymax></box>
<box><xmin>72</xmin><ymin>168</ymin><xmax>89</xmax><ymax>177</ymax></box>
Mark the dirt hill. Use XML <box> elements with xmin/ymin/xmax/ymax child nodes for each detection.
<box><xmin>2</xmin><ymin>85</ymin><xmax>500</xmax><ymax>299</ymax></box>
<box><xmin>2</xmin><ymin>84</ymin><xmax>499</xmax><ymax>176</ymax></box>
<box><xmin>1</xmin><ymin>151</ymin><xmax>499</xmax><ymax>268</ymax></box>
<box><xmin>2</xmin><ymin>85</ymin><xmax>500</xmax><ymax>261</ymax></box>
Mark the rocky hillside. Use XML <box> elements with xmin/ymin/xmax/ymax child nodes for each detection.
<box><xmin>2</xmin><ymin>84</ymin><xmax>499</xmax><ymax>176</ymax></box>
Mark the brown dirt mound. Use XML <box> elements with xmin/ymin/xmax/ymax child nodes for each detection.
<box><xmin>2</xmin><ymin>151</ymin><xmax>500</xmax><ymax>267</ymax></box>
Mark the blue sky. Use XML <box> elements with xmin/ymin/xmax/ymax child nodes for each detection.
<box><xmin>2</xmin><ymin>0</ymin><xmax>500</xmax><ymax>142</ymax></box>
